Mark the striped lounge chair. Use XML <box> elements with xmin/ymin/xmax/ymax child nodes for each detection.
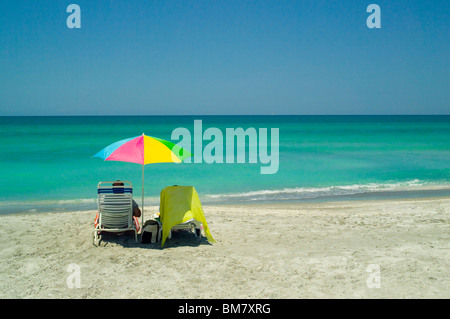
<box><xmin>93</xmin><ymin>181</ymin><xmax>140</xmax><ymax>245</ymax></box>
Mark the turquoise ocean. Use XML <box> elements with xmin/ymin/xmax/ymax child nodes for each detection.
<box><xmin>0</xmin><ymin>115</ymin><xmax>449</xmax><ymax>215</ymax></box>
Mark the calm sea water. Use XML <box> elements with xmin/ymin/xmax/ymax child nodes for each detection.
<box><xmin>0</xmin><ymin>115</ymin><xmax>449</xmax><ymax>214</ymax></box>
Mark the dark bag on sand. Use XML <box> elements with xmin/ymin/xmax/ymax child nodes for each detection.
<box><xmin>141</xmin><ymin>220</ymin><xmax>162</xmax><ymax>244</ymax></box>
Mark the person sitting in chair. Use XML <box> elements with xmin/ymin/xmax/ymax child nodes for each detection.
<box><xmin>113</xmin><ymin>181</ymin><xmax>141</xmax><ymax>218</ymax></box>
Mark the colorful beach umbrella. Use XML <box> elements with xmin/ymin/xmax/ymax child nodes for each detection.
<box><xmin>93</xmin><ymin>133</ymin><xmax>192</xmax><ymax>227</ymax></box>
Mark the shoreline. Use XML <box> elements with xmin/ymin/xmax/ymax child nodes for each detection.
<box><xmin>1</xmin><ymin>186</ymin><xmax>449</xmax><ymax>216</ymax></box>
<box><xmin>211</xmin><ymin>195</ymin><xmax>450</xmax><ymax>210</ymax></box>
<box><xmin>0</xmin><ymin>189</ymin><xmax>450</xmax><ymax>218</ymax></box>
<box><xmin>0</xmin><ymin>196</ymin><xmax>449</xmax><ymax>298</ymax></box>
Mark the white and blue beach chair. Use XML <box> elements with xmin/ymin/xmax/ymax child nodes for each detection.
<box><xmin>93</xmin><ymin>181</ymin><xmax>140</xmax><ymax>245</ymax></box>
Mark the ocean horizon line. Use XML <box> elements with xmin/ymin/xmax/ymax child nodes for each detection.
<box><xmin>1</xmin><ymin>114</ymin><xmax>450</xmax><ymax>117</ymax></box>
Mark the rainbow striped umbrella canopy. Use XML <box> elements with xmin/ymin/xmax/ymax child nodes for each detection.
<box><xmin>93</xmin><ymin>134</ymin><xmax>191</xmax><ymax>164</ymax></box>
<box><xmin>93</xmin><ymin>133</ymin><xmax>192</xmax><ymax>228</ymax></box>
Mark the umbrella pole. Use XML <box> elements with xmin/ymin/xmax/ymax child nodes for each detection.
<box><xmin>141</xmin><ymin>163</ymin><xmax>144</xmax><ymax>231</ymax></box>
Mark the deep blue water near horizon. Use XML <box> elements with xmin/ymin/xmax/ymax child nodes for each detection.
<box><xmin>0</xmin><ymin>115</ymin><xmax>449</xmax><ymax>214</ymax></box>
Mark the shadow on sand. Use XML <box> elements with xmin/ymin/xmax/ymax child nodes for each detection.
<box><xmin>94</xmin><ymin>229</ymin><xmax>211</xmax><ymax>249</ymax></box>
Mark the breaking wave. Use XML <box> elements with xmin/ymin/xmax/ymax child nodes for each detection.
<box><xmin>201</xmin><ymin>180</ymin><xmax>450</xmax><ymax>203</ymax></box>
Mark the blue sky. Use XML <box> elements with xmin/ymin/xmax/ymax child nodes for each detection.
<box><xmin>0</xmin><ymin>0</ymin><xmax>448</xmax><ymax>115</ymax></box>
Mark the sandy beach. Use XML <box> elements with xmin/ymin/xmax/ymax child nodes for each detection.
<box><xmin>0</xmin><ymin>197</ymin><xmax>448</xmax><ymax>299</ymax></box>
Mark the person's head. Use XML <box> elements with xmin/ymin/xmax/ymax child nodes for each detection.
<box><xmin>112</xmin><ymin>180</ymin><xmax>125</xmax><ymax>194</ymax></box>
<box><xmin>113</xmin><ymin>180</ymin><xmax>124</xmax><ymax>187</ymax></box>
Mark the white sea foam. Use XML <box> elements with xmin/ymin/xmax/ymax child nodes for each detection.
<box><xmin>201</xmin><ymin>180</ymin><xmax>450</xmax><ymax>203</ymax></box>
<box><xmin>56</xmin><ymin>198</ymin><xmax>96</xmax><ymax>205</ymax></box>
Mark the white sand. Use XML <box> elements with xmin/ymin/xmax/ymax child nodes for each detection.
<box><xmin>0</xmin><ymin>197</ymin><xmax>449</xmax><ymax>299</ymax></box>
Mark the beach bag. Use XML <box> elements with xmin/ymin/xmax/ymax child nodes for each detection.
<box><xmin>141</xmin><ymin>220</ymin><xmax>162</xmax><ymax>244</ymax></box>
